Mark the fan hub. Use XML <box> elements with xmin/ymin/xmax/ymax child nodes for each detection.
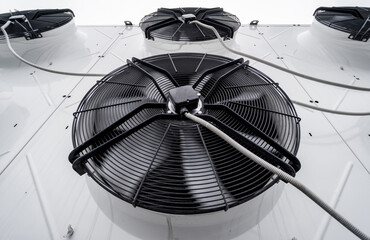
<box><xmin>168</xmin><ymin>86</ymin><xmax>202</xmax><ymax>114</ymax></box>
<box><xmin>181</xmin><ymin>14</ymin><xmax>196</xmax><ymax>23</ymax></box>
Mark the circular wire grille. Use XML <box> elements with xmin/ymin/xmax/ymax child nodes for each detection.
<box><xmin>0</xmin><ymin>9</ymin><xmax>74</xmax><ymax>40</ymax></box>
<box><xmin>70</xmin><ymin>53</ymin><xmax>301</xmax><ymax>214</ymax></box>
<box><xmin>314</xmin><ymin>7</ymin><xmax>370</xmax><ymax>41</ymax></box>
<box><xmin>139</xmin><ymin>7</ymin><xmax>240</xmax><ymax>41</ymax></box>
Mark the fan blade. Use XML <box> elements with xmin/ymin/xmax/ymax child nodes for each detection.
<box><xmin>93</xmin><ymin>97</ymin><xmax>152</xmax><ymax>132</ymax></box>
<box><xmin>215</xmin><ymin>91</ymin><xmax>279</xmax><ymax>140</ymax></box>
<box><xmin>182</xmin><ymin>125</ymin><xmax>233</xmax><ymax>209</ymax></box>
<box><xmin>136</xmin><ymin>124</ymin><xmax>233</xmax><ymax>211</ymax></box>
<box><xmin>197</xmin><ymin>125</ymin><xmax>274</xmax><ymax>202</ymax></box>
<box><xmin>93</xmin><ymin>121</ymin><xmax>170</xmax><ymax>201</ymax></box>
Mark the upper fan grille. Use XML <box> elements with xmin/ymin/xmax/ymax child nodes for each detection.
<box><xmin>314</xmin><ymin>7</ymin><xmax>370</xmax><ymax>42</ymax></box>
<box><xmin>0</xmin><ymin>9</ymin><xmax>74</xmax><ymax>40</ymax></box>
<box><xmin>69</xmin><ymin>53</ymin><xmax>301</xmax><ymax>214</ymax></box>
<box><xmin>139</xmin><ymin>7</ymin><xmax>241</xmax><ymax>41</ymax></box>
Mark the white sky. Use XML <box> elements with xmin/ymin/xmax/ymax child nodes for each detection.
<box><xmin>1</xmin><ymin>0</ymin><xmax>369</xmax><ymax>25</ymax></box>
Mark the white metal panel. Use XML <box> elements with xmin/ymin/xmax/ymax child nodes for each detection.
<box><xmin>0</xmin><ymin>21</ymin><xmax>369</xmax><ymax>240</ymax></box>
<box><xmin>0</xmin><ymin>25</ymin><xmax>125</xmax><ymax>174</ymax></box>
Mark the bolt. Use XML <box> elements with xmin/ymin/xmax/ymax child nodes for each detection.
<box><xmin>63</xmin><ymin>225</ymin><xmax>74</xmax><ymax>238</ymax></box>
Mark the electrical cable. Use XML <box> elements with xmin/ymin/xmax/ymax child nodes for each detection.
<box><xmin>292</xmin><ymin>100</ymin><xmax>370</xmax><ymax>116</ymax></box>
<box><xmin>1</xmin><ymin>21</ymin><xmax>106</xmax><ymax>77</ymax></box>
<box><xmin>190</xmin><ymin>20</ymin><xmax>370</xmax><ymax>92</ymax></box>
<box><xmin>185</xmin><ymin>111</ymin><xmax>370</xmax><ymax>240</ymax></box>
<box><xmin>190</xmin><ymin>20</ymin><xmax>370</xmax><ymax>116</ymax></box>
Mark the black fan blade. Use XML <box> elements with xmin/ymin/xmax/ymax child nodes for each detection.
<box><xmin>197</xmin><ymin>125</ymin><xmax>273</xmax><ymax>205</ymax></box>
<box><xmin>180</xmin><ymin>126</ymin><xmax>233</xmax><ymax>209</ymax></box>
<box><xmin>92</xmin><ymin>97</ymin><xmax>152</xmax><ymax>132</ymax></box>
<box><xmin>136</xmin><ymin>124</ymin><xmax>233</xmax><ymax>211</ymax></box>
<box><xmin>93</xmin><ymin>121</ymin><xmax>171</xmax><ymax>201</ymax></box>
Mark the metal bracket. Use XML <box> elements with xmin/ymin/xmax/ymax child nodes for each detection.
<box><xmin>348</xmin><ymin>17</ymin><xmax>370</xmax><ymax>42</ymax></box>
<box><xmin>8</xmin><ymin>14</ymin><xmax>43</xmax><ymax>40</ymax></box>
<box><xmin>250</xmin><ymin>20</ymin><xmax>259</xmax><ymax>26</ymax></box>
<box><xmin>24</xmin><ymin>31</ymin><xmax>43</xmax><ymax>40</ymax></box>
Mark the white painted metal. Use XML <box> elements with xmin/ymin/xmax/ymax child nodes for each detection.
<box><xmin>142</xmin><ymin>31</ymin><xmax>239</xmax><ymax>56</ymax></box>
<box><xmin>0</xmin><ymin>15</ymin><xmax>369</xmax><ymax>240</ymax></box>
<box><xmin>86</xmin><ymin>173</ymin><xmax>283</xmax><ymax>240</ymax></box>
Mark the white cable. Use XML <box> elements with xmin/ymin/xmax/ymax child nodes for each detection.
<box><xmin>191</xmin><ymin>20</ymin><xmax>370</xmax><ymax>116</ymax></box>
<box><xmin>190</xmin><ymin>20</ymin><xmax>370</xmax><ymax>92</ymax></box>
<box><xmin>292</xmin><ymin>100</ymin><xmax>370</xmax><ymax>116</ymax></box>
<box><xmin>1</xmin><ymin>21</ymin><xmax>106</xmax><ymax>77</ymax></box>
<box><xmin>185</xmin><ymin>112</ymin><xmax>370</xmax><ymax>240</ymax></box>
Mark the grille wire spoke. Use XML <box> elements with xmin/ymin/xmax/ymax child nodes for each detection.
<box><xmin>204</xmin><ymin>103</ymin><xmax>301</xmax><ymax>172</ymax></box>
<box><xmin>71</xmin><ymin>113</ymin><xmax>178</xmax><ymax>175</ymax></box>
<box><xmin>69</xmin><ymin>103</ymin><xmax>167</xmax><ymax>174</ymax></box>
<box><xmin>198</xmin><ymin>114</ymin><xmax>297</xmax><ymax>176</ymax></box>
<box><xmin>192</xmin><ymin>58</ymin><xmax>244</xmax><ymax>89</ymax></box>
<box><xmin>203</xmin><ymin>62</ymin><xmax>247</xmax><ymax>101</ymax></box>
<box><xmin>127</xmin><ymin>59</ymin><xmax>168</xmax><ymax>100</ymax></box>
<box><xmin>139</xmin><ymin>7</ymin><xmax>240</xmax><ymax>41</ymax></box>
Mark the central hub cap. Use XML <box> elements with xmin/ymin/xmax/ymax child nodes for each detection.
<box><xmin>181</xmin><ymin>13</ymin><xmax>196</xmax><ymax>23</ymax></box>
<box><xmin>168</xmin><ymin>86</ymin><xmax>200</xmax><ymax>114</ymax></box>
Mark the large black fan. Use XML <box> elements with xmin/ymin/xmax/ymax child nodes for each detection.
<box><xmin>69</xmin><ymin>53</ymin><xmax>301</xmax><ymax>214</ymax></box>
<box><xmin>139</xmin><ymin>7</ymin><xmax>240</xmax><ymax>41</ymax></box>
<box><xmin>314</xmin><ymin>6</ymin><xmax>370</xmax><ymax>42</ymax></box>
<box><xmin>0</xmin><ymin>9</ymin><xmax>74</xmax><ymax>40</ymax></box>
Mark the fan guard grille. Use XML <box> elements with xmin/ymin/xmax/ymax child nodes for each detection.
<box><xmin>314</xmin><ymin>7</ymin><xmax>370</xmax><ymax>42</ymax></box>
<box><xmin>0</xmin><ymin>9</ymin><xmax>74</xmax><ymax>40</ymax></box>
<box><xmin>139</xmin><ymin>7</ymin><xmax>241</xmax><ymax>41</ymax></box>
<box><xmin>69</xmin><ymin>53</ymin><xmax>301</xmax><ymax>214</ymax></box>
